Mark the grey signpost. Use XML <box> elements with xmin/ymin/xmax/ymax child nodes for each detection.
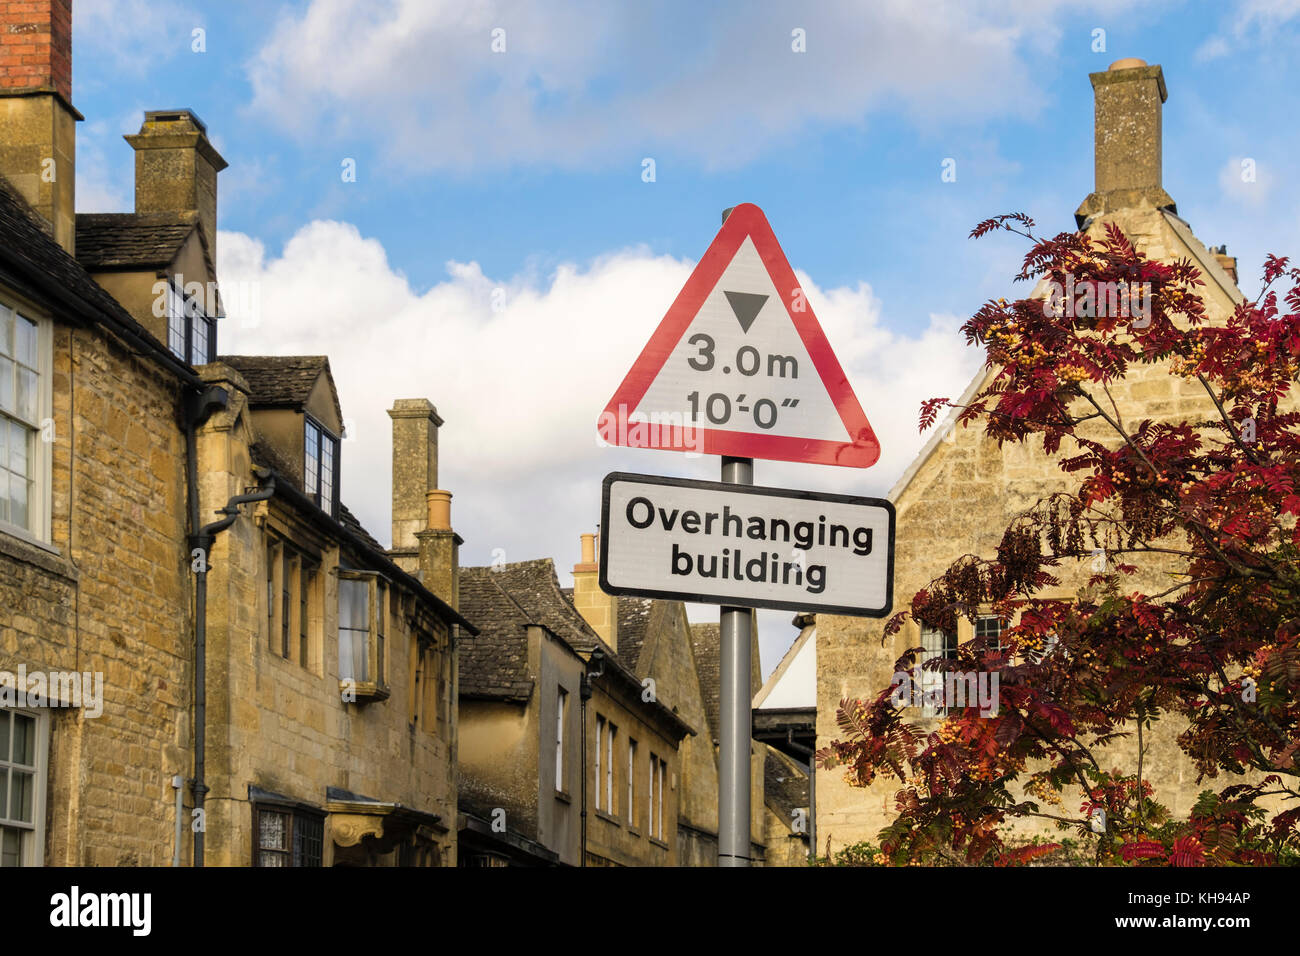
<box><xmin>718</xmin><ymin>453</ymin><xmax>753</xmax><ymax>865</ymax></box>
<box><xmin>717</xmin><ymin>205</ymin><xmax>753</xmax><ymax>866</ymax></box>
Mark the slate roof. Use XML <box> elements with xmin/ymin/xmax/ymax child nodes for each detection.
<box><xmin>764</xmin><ymin>747</ymin><xmax>810</xmax><ymax>824</ymax></box>
<box><xmin>691</xmin><ymin>623</ymin><xmax>722</xmax><ymax>743</ymax></box>
<box><xmin>0</xmin><ymin>176</ymin><xmax>182</xmax><ymax>369</ymax></box>
<box><xmin>616</xmin><ymin>596</ymin><xmax>653</xmax><ymax>671</ymax></box>
<box><xmin>75</xmin><ymin>212</ymin><xmax>198</xmax><ymax>270</ymax></box>
<box><xmin>458</xmin><ymin>566</ymin><xmax>536</xmax><ymax>701</ymax></box>
<box><xmin>461</xmin><ymin>560</ymin><xmax>694</xmax><ymax>738</ymax></box>
<box><xmin>220</xmin><ymin>354</ymin><xmax>345</xmax><ymax>429</ymax></box>
<box><xmin>690</xmin><ymin>619</ymin><xmax>762</xmax><ymax>744</ymax></box>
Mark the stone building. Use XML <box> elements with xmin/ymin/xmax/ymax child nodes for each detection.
<box><xmin>456</xmin><ymin>551</ymin><xmax>693</xmax><ymax>866</ymax></box>
<box><xmin>814</xmin><ymin>59</ymin><xmax>1256</xmax><ymax>854</ymax></box>
<box><xmin>0</xmin><ymin>0</ymin><xmax>473</xmax><ymax>866</ymax></box>
<box><xmin>0</xmin><ymin>0</ymin><xmax>203</xmax><ymax>865</ymax></box>
<box><xmin>190</xmin><ymin>366</ymin><xmax>473</xmax><ymax>866</ymax></box>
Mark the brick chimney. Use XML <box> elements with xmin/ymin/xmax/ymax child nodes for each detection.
<box><xmin>0</xmin><ymin>0</ymin><xmax>79</xmax><ymax>252</ymax></box>
<box><xmin>1075</xmin><ymin>58</ymin><xmax>1177</xmax><ymax>227</ymax></box>
<box><xmin>388</xmin><ymin>399</ymin><xmax>458</xmax><ymax>608</ymax></box>
<box><xmin>1212</xmin><ymin>245</ymin><xmax>1238</xmax><ymax>286</ymax></box>
<box><xmin>125</xmin><ymin>109</ymin><xmax>227</xmax><ymax>262</ymax></box>
<box><xmin>571</xmin><ymin>532</ymin><xmax>618</xmax><ymax>651</ymax></box>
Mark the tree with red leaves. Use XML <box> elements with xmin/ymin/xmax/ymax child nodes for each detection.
<box><xmin>817</xmin><ymin>214</ymin><xmax>1300</xmax><ymax>866</ymax></box>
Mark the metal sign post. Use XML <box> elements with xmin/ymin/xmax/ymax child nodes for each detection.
<box><xmin>718</xmin><ymin>454</ymin><xmax>753</xmax><ymax>866</ymax></box>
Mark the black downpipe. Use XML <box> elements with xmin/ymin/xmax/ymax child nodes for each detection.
<box><xmin>578</xmin><ymin>648</ymin><xmax>605</xmax><ymax>868</ymax></box>
<box><xmin>188</xmin><ymin>469</ymin><xmax>275</xmax><ymax>866</ymax></box>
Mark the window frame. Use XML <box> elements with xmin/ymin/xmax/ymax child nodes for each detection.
<box><xmin>164</xmin><ymin>277</ymin><xmax>216</xmax><ymax>367</ymax></box>
<box><xmin>0</xmin><ymin>707</ymin><xmax>49</xmax><ymax>867</ymax></box>
<box><xmin>594</xmin><ymin>714</ymin><xmax>605</xmax><ymax>811</ymax></box>
<box><xmin>303</xmin><ymin>416</ymin><xmax>340</xmax><ymax>519</ymax></box>
<box><xmin>975</xmin><ymin>615</ymin><xmax>1007</xmax><ymax>655</ymax></box>
<box><xmin>252</xmin><ymin>800</ymin><xmax>325</xmax><ymax>867</ymax></box>
<box><xmin>555</xmin><ymin>687</ymin><xmax>567</xmax><ymax>793</ymax></box>
<box><xmin>626</xmin><ymin>738</ymin><xmax>637</xmax><ymax>829</ymax></box>
<box><xmin>0</xmin><ymin>301</ymin><xmax>53</xmax><ymax>545</ymax></box>
<box><xmin>605</xmin><ymin>720</ymin><xmax>617</xmax><ymax>816</ymax></box>
<box><xmin>337</xmin><ymin>569</ymin><xmax>390</xmax><ymax>701</ymax></box>
<box><xmin>919</xmin><ymin>625</ymin><xmax>958</xmax><ymax>718</ymax></box>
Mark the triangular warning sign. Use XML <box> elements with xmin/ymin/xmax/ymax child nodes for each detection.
<box><xmin>598</xmin><ymin>203</ymin><xmax>881</xmax><ymax>468</ymax></box>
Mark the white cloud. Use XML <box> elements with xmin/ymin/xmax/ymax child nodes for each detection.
<box><xmin>1196</xmin><ymin>0</ymin><xmax>1300</xmax><ymax>60</ymax></box>
<box><xmin>72</xmin><ymin>0</ymin><xmax>199</xmax><ymax>78</ymax></box>
<box><xmin>217</xmin><ymin>221</ymin><xmax>984</xmax><ymax>661</ymax></box>
<box><xmin>243</xmin><ymin>0</ymin><xmax>1140</xmax><ymax>171</ymax></box>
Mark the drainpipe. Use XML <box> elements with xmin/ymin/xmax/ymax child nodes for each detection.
<box><xmin>188</xmin><ymin>468</ymin><xmax>275</xmax><ymax>866</ymax></box>
<box><xmin>786</xmin><ymin>728</ymin><xmax>816</xmax><ymax>863</ymax></box>
<box><xmin>579</xmin><ymin>648</ymin><xmax>606</xmax><ymax>868</ymax></box>
<box><xmin>171</xmin><ymin>774</ymin><xmax>185</xmax><ymax>866</ymax></box>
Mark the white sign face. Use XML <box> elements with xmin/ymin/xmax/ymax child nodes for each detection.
<box><xmin>599</xmin><ymin>472</ymin><xmax>895</xmax><ymax>616</ymax></box>
<box><xmin>632</xmin><ymin>236</ymin><xmax>844</xmax><ymax>442</ymax></box>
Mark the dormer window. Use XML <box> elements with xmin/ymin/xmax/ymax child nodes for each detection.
<box><xmin>165</xmin><ymin>279</ymin><xmax>216</xmax><ymax>366</ymax></box>
<box><xmin>304</xmin><ymin>416</ymin><xmax>338</xmax><ymax>517</ymax></box>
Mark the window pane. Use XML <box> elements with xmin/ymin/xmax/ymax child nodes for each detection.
<box><xmin>8</xmin><ymin>473</ymin><xmax>27</xmax><ymax>530</ymax></box>
<box><xmin>0</xmin><ymin>306</ymin><xmax>11</xmax><ymax>357</ymax></box>
<box><xmin>10</xmin><ymin>420</ymin><xmax>28</xmax><ymax>476</ymax></box>
<box><xmin>353</xmin><ymin>627</ymin><xmax>368</xmax><ymax>682</ymax></box>
<box><xmin>14</xmin><ymin>316</ymin><xmax>36</xmax><ymax>368</ymax></box>
<box><xmin>0</xmin><ymin>357</ymin><xmax>12</xmax><ymax>414</ymax></box>
<box><xmin>0</xmin><ymin>712</ymin><xmax>9</xmax><ymax>761</ymax></box>
<box><xmin>15</xmin><ymin>368</ymin><xmax>35</xmax><ymax>423</ymax></box>
<box><xmin>294</xmin><ymin>813</ymin><xmax>323</xmax><ymax>867</ymax></box>
<box><xmin>10</xmin><ymin>772</ymin><xmax>31</xmax><ymax>823</ymax></box>
<box><xmin>258</xmin><ymin>809</ymin><xmax>288</xmax><ymax>850</ymax></box>
<box><xmin>167</xmin><ymin>288</ymin><xmax>185</xmax><ymax>359</ymax></box>
<box><xmin>338</xmin><ymin>629</ymin><xmax>353</xmax><ymax>682</ymax></box>
<box><xmin>190</xmin><ymin>318</ymin><xmax>207</xmax><ymax>365</ymax></box>
<box><xmin>1</xmin><ymin>827</ymin><xmax>19</xmax><ymax>867</ymax></box>
<box><xmin>304</xmin><ymin>424</ymin><xmax>319</xmax><ymax>497</ymax></box>
<box><xmin>320</xmin><ymin>436</ymin><xmax>334</xmax><ymax>509</ymax></box>
<box><xmin>348</xmin><ymin>580</ymin><xmax>370</xmax><ymax>630</ymax></box>
<box><xmin>0</xmin><ymin>768</ymin><xmax>7</xmax><ymax>817</ymax></box>
<box><xmin>11</xmin><ymin>715</ymin><xmax>34</xmax><ymax>765</ymax></box>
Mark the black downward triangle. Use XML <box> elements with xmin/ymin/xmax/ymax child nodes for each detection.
<box><xmin>724</xmin><ymin>291</ymin><xmax>768</xmax><ymax>333</ymax></box>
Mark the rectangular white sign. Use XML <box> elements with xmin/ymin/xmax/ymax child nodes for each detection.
<box><xmin>599</xmin><ymin>472</ymin><xmax>894</xmax><ymax>616</ymax></box>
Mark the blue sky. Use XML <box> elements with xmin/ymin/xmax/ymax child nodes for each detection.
<box><xmin>67</xmin><ymin>0</ymin><xmax>1300</xmax><ymax>674</ymax></box>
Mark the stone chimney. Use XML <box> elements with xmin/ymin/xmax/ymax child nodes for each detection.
<box><xmin>388</xmin><ymin>399</ymin><xmax>458</xmax><ymax>608</ymax></box>
<box><xmin>0</xmin><ymin>0</ymin><xmax>79</xmax><ymax>252</ymax></box>
<box><xmin>125</xmin><ymin>109</ymin><xmax>227</xmax><ymax>261</ymax></box>
<box><xmin>1075</xmin><ymin>58</ymin><xmax>1177</xmax><ymax>227</ymax></box>
<box><xmin>571</xmin><ymin>532</ymin><xmax>618</xmax><ymax>651</ymax></box>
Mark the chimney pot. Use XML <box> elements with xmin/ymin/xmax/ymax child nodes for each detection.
<box><xmin>1108</xmin><ymin>57</ymin><xmax>1148</xmax><ymax>71</ymax></box>
<box><xmin>426</xmin><ymin>490</ymin><xmax>452</xmax><ymax>532</ymax></box>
